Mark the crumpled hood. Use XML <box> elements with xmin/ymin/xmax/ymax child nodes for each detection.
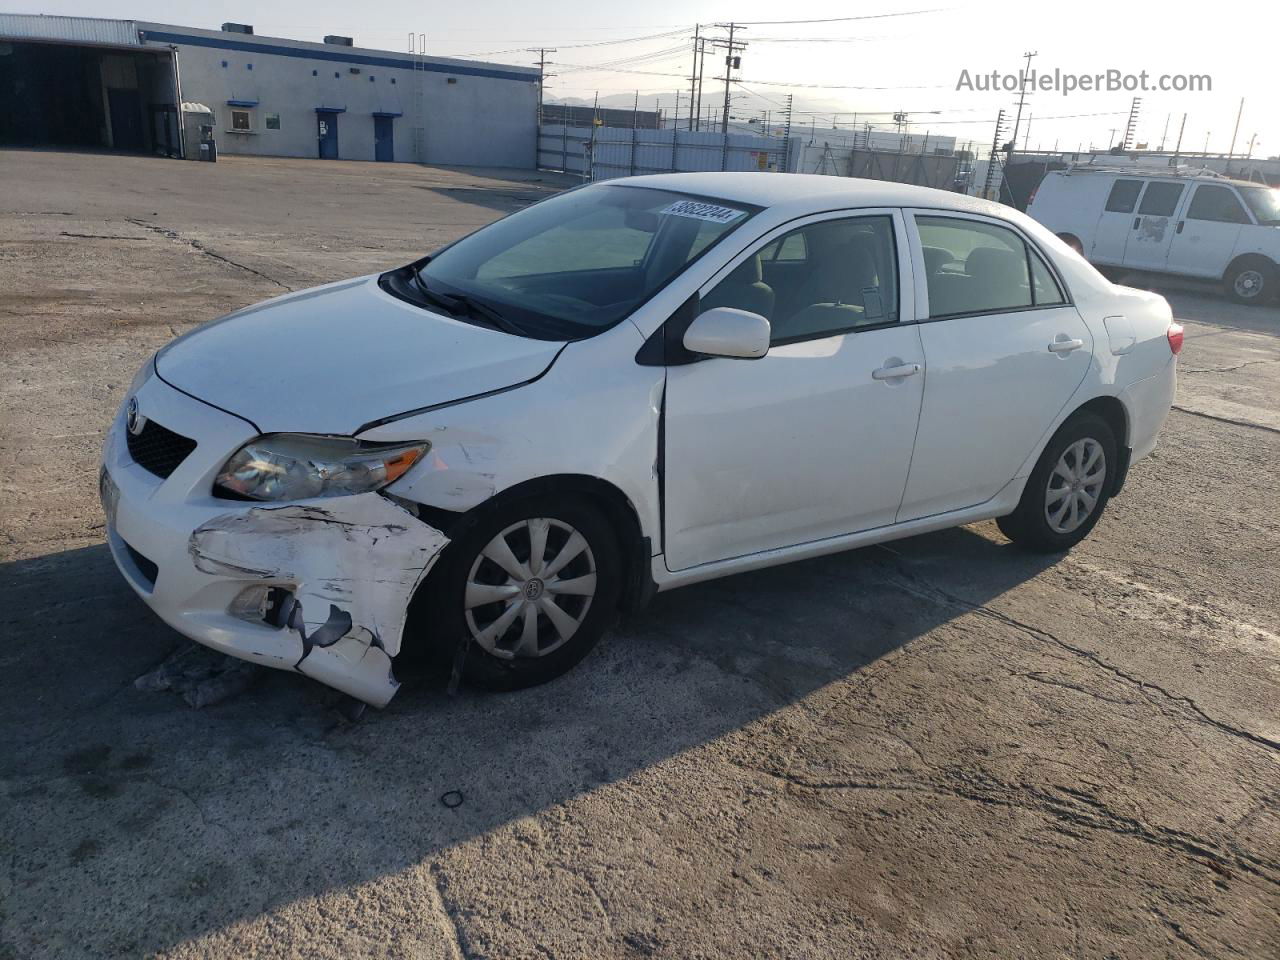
<box><xmin>156</xmin><ymin>275</ymin><xmax>563</xmax><ymax>435</ymax></box>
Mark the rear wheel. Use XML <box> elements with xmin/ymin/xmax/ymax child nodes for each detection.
<box><xmin>1057</xmin><ymin>233</ymin><xmax>1083</xmax><ymax>255</ymax></box>
<box><xmin>1224</xmin><ymin>256</ymin><xmax>1276</xmax><ymax>305</ymax></box>
<box><xmin>997</xmin><ymin>412</ymin><xmax>1117</xmax><ymax>553</ymax></box>
<box><xmin>410</xmin><ymin>496</ymin><xmax>622</xmax><ymax>691</ymax></box>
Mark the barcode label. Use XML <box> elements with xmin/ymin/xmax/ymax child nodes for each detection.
<box><xmin>659</xmin><ymin>200</ymin><xmax>747</xmax><ymax>224</ymax></box>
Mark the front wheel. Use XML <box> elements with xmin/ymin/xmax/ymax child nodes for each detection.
<box><xmin>997</xmin><ymin>412</ymin><xmax>1117</xmax><ymax>553</ymax></box>
<box><xmin>409</xmin><ymin>496</ymin><xmax>622</xmax><ymax>691</ymax></box>
<box><xmin>1224</xmin><ymin>256</ymin><xmax>1276</xmax><ymax>305</ymax></box>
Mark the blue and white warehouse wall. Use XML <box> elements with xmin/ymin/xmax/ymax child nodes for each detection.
<box><xmin>138</xmin><ymin>24</ymin><xmax>539</xmax><ymax>167</ymax></box>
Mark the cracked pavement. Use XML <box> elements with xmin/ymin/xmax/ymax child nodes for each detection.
<box><xmin>1</xmin><ymin>150</ymin><xmax>1277</xmax><ymax>959</ymax></box>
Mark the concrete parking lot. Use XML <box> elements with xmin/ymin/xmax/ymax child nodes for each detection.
<box><xmin>1</xmin><ymin>150</ymin><xmax>1277</xmax><ymax>959</ymax></box>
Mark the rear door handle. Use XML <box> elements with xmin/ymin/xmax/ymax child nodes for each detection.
<box><xmin>1176</xmin><ymin>220</ymin><xmax>1185</xmax><ymax>234</ymax></box>
<box><xmin>1048</xmin><ymin>337</ymin><xmax>1085</xmax><ymax>354</ymax></box>
<box><xmin>872</xmin><ymin>362</ymin><xmax>921</xmax><ymax>380</ymax></box>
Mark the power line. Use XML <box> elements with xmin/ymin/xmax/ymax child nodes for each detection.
<box><xmin>735</xmin><ymin>8</ymin><xmax>947</xmax><ymax>26</ymax></box>
<box><xmin>448</xmin><ymin>27</ymin><xmax>691</xmax><ymax>60</ymax></box>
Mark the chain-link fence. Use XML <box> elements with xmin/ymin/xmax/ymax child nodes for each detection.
<box><xmin>538</xmin><ymin>124</ymin><xmax>795</xmax><ymax>181</ymax></box>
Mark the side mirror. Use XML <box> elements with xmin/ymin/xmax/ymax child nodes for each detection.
<box><xmin>682</xmin><ymin>307</ymin><xmax>771</xmax><ymax>360</ymax></box>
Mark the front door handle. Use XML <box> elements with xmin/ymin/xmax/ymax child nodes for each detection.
<box><xmin>1133</xmin><ymin>217</ymin><xmax>1141</xmax><ymax>230</ymax></box>
<box><xmin>1176</xmin><ymin>220</ymin><xmax>1185</xmax><ymax>234</ymax></box>
<box><xmin>1048</xmin><ymin>337</ymin><xmax>1085</xmax><ymax>354</ymax></box>
<box><xmin>872</xmin><ymin>362</ymin><xmax>921</xmax><ymax>380</ymax></box>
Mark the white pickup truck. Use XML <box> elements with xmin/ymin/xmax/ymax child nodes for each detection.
<box><xmin>1028</xmin><ymin>166</ymin><xmax>1280</xmax><ymax>305</ymax></box>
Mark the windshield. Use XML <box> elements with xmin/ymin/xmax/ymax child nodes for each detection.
<box><xmin>1240</xmin><ymin>186</ymin><xmax>1280</xmax><ymax>226</ymax></box>
<box><xmin>412</xmin><ymin>184</ymin><xmax>758</xmax><ymax>339</ymax></box>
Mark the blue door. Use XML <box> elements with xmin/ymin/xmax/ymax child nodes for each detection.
<box><xmin>317</xmin><ymin>112</ymin><xmax>339</xmax><ymax>159</ymax></box>
<box><xmin>374</xmin><ymin>116</ymin><xmax>394</xmax><ymax>162</ymax></box>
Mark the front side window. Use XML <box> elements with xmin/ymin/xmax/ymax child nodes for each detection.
<box><xmin>917</xmin><ymin>216</ymin><xmax>1035</xmax><ymax>317</ymax></box>
<box><xmin>1187</xmin><ymin>185</ymin><xmax>1249</xmax><ymax>224</ymax></box>
<box><xmin>1105</xmin><ymin>179</ymin><xmax>1143</xmax><ymax>213</ymax></box>
<box><xmin>699</xmin><ymin>215</ymin><xmax>899</xmax><ymax>345</ymax></box>
<box><xmin>1137</xmin><ymin>181</ymin><xmax>1184</xmax><ymax>217</ymax></box>
<box><xmin>415</xmin><ymin>185</ymin><xmax>758</xmax><ymax>339</ymax></box>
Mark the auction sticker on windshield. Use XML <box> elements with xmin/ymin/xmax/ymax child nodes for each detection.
<box><xmin>660</xmin><ymin>200</ymin><xmax>747</xmax><ymax>224</ymax></box>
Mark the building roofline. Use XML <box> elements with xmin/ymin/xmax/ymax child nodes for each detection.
<box><xmin>136</xmin><ymin>21</ymin><xmax>538</xmax><ymax>82</ymax></box>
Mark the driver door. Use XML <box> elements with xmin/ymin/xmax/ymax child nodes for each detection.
<box><xmin>662</xmin><ymin>210</ymin><xmax>926</xmax><ymax>571</ymax></box>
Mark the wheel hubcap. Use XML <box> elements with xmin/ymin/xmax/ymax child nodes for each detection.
<box><xmin>464</xmin><ymin>518</ymin><xmax>596</xmax><ymax>659</ymax></box>
<box><xmin>1235</xmin><ymin>270</ymin><xmax>1264</xmax><ymax>298</ymax></box>
<box><xmin>1045</xmin><ymin>438</ymin><xmax>1106</xmax><ymax>535</ymax></box>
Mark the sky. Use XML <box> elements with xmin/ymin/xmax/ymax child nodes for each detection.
<box><xmin>22</xmin><ymin>0</ymin><xmax>1277</xmax><ymax>158</ymax></box>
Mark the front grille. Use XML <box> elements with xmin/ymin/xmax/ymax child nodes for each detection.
<box><xmin>123</xmin><ymin>540</ymin><xmax>159</xmax><ymax>587</ymax></box>
<box><xmin>126</xmin><ymin>419</ymin><xmax>197</xmax><ymax>479</ymax></box>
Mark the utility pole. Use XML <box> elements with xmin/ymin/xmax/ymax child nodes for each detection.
<box><xmin>1122</xmin><ymin>96</ymin><xmax>1141</xmax><ymax>150</ymax></box>
<box><xmin>1223</xmin><ymin>97</ymin><xmax>1244</xmax><ymax>158</ymax></box>
<box><xmin>1227</xmin><ymin>97</ymin><xmax>1244</xmax><ymax>170</ymax></box>
<box><xmin>781</xmin><ymin>93</ymin><xmax>794</xmax><ymax>172</ymax></box>
<box><xmin>527</xmin><ymin>47</ymin><xmax>557</xmax><ymax>130</ymax></box>
<box><xmin>983</xmin><ymin>108</ymin><xmax>1007</xmax><ymax>200</ymax></box>
<box><xmin>712</xmin><ymin>22</ymin><xmax>747</xmax><ymax>136</ymax></box>
<box><xmin>1159</xmin><ymin>113</ymin><xmax>1170</xmax><ymax>152</ymax></box>
<box><xmin>688</xmin><ymin>25</ymin><xmax>700</xmax><ymax>132</ymax></box>
<box><xmin>1173</xmin><ymin>113</ymin><xmax>1187</xmax><ymax>164</ymax></box>
<box><xmin>1008</xmin><ymin>50</ymin><xmax>1037</xmax><ymax>154</ymax></box>
<box><xmin>695</xmin><ymin>34</ymin><xmax>708</xmax><ymax>131</ymax></box>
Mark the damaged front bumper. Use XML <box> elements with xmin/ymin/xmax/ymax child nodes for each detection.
<box><xmin>101</xmin><ymin>375</ymin><xmax>448</xmax><ymax>707</ymax></box>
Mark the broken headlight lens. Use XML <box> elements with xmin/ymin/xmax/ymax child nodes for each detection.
<box><xmin>215</xmin><ymin>434</ymin><xmax>429</xmax><ymax>501</ymax></box>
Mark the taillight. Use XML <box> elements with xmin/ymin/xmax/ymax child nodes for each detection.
<box><xmin>1167</xmin><ymin>322</ymin><xmax>1184</xmax><ymax>356</ymax></box>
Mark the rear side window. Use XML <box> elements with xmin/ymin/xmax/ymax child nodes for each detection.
<box><xmin>1137</xmin><ymin>181</ymin><xmax>1185</xmax><ymax>217</ymax></box>
<box><xmin>1029</xmin><ymin>251</ymin><xmax>1065</xmax><ymax>306</ymax></box>
<box><xmin>1187</xmin><ymin>185</ymin><xmax>1250</xmax><ymax>224</ymax></box>
<box><xmin>916</xmin><ymin>216</ymin><xmax>1065</xmax><ymax>317</ymax></box>
<box><xmin>1105</xmin><ymin>179</ymin><xmax>1143</xmax><ymax>213</ymax></box>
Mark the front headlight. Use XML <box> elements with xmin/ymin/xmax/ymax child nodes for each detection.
<box><xmin>215</xmin><ymin>434</ymin><xmax>429</xmax><ymax>501</ymax></box>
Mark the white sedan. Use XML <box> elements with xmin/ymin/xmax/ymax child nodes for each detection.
<box><xmin>101</xmin><ymin>173</ymin><xmax>1180</xmax><ymax>706</ymax></box>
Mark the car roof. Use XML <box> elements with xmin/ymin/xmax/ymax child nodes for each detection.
<box><xmin>614</xmin><ymin>172</ymin><xmax>1008</xmax><ymax>217</ymax></box>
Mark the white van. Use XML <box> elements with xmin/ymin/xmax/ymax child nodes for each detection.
<box><xmin>1028</xmin><ymin>166</ymin><xmax>1280</xmax><ymax>305</ymax></box>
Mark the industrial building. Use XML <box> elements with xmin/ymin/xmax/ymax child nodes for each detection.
<box><xmin>0</xmin><ymin>13</ymin><xmax>539</xmax><ymax>166</ymax></box>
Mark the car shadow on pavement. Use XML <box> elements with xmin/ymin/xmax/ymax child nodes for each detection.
<box><xmin>0</xmin><ymin>524</ymin><xmax>1060</xmax><ymax>957</ymax></box>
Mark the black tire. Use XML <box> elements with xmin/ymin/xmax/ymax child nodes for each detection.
<box><xmin>408</xmin><ymin>495</ymin><xmax>622</xmax><ymax>691</ymax></box>
<box><xmin>1057</xmin><ymin>233</ymin><xmax>1083</xmax><ymax>256</ymax></box>
<box><xmin>997</xmin><ymin>412</ymin><xmax>1117</xmax><ymax>553</ymax></box>
<box><xmin>1224</xmin><ymin>256</ymin><xmax>1276</xmax><ymax>306</ymax></box>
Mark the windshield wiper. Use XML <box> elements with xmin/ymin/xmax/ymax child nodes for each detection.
<box><xmin>447</xmin><ymin>292</ymin><xmax>528</xmax><ymax>336</ymax></box>
<box><xmin>410</xmin><ymin>268</ymin><xmax>466</xmax><ymax>315</ymax></box>
<box><xmin>411</xmin><ymin>268</ymin><xmax>526</xmax><ymax>336</ymax></box>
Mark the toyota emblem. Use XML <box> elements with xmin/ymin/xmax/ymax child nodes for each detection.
<box><xmin>125</xmin><ymin>396</ymin><xmax>146</xmax><ymax>436</ymax></box>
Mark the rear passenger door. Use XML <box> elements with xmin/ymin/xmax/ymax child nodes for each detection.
<box><xmin>1091</xmin><ymin>178</ymin><xmax>1143</xmax><ymax>265</ymax></box>
<box><xmin>900</xmin><ymin>211</ymin><xmax>1092</xmax><ymax>522</ymax></box>
<box><xmin>1123</xmin><ymin>180</ymin><xmax>1186</xmax><ymax>271</ymax></box>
